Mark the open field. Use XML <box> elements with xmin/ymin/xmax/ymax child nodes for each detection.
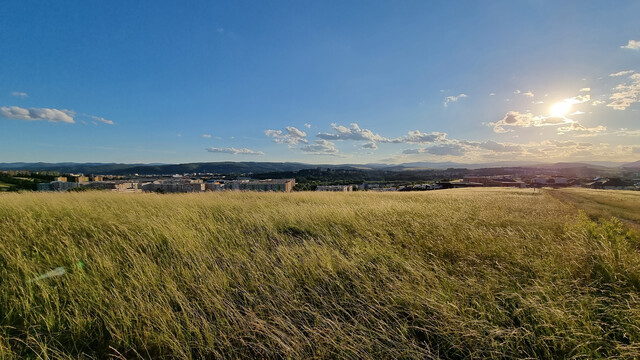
<box><xmin>547</xmin><ymin>188</ymin><xmax>640</xmax><ymax>232</ymax></box>
<box><xmin>1</xmin><ymin>188</ymin><xmax>639</xmax><ymax>359</ymax></box>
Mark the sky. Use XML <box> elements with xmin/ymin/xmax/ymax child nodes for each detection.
<box><xmin>1</xmin><ymin>0</ymin><xmax>639</xmax><ymax>164</ymax></box>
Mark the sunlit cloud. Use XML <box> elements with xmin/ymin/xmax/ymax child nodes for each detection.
<box><xmin>557</xmin><ymin>123</ymin><xmax>607</xmax><ymax>136</ymax></box>
<box><xmin>607</xmin><ymin>71</ymin><xmax>640</xmax><ymax>110</ymax></box>
<box><xmin>317</xmin><ymin>123</ymin><xmax>387</xmax><ymax>143</ymax></box>
<box><xmin>0</xmin><ymin>106</ymin><xmax>75</xmax><ymax>123</ymax></box>
<box><xmin>610</xmin><ymin>70</ymin><xmax>635</xmax><ymax>77</ymax></box>
<box><xmin>390</xmin><ymin>130</ymin><xmax>448</xmax><ymax>144</ymax></box>
<box><xmin>443</xmin><ymin>93</ymin><xmax>467</xmax><ymax>107</ymax></box>
<box><xmin>579</xmin><ymin>88</ymin><xmax>591</xmax><ymax>92</ymax></box>
<box><xmin>523</xmin><ymin>91</ymin><xmax>534</xmax><ymax>97</ymax></box>
<box><xmin>205</xmin><ymin>147</ymin><xmax>264</xmax><ymax>155</ymax></box>
<box><xmin>621</xmin><ymin>40</ymin><xmax>640</xmax><ymax>50</ymax></box>
<box><xmin>489</xmin><ymin>111</ymin><xmax>538</xmax><ymax>133</ymax></box>
<box><xmin>265</xmin><ymin>126</ymin><xmax>308</xmax><ymax>145</ymax></box>
<box><xmin>317</xmin><ymin>123</ymin><xmax>449</xmax><ymax>150</ymax></box>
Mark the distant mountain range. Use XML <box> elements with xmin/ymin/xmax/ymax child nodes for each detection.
<box><xmin>1</xmin><ymin>160</ymin><xmax>639</xmax><ymax>175</ymax></box>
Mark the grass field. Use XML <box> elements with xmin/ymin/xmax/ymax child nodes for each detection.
<box><xmin>1</xmin><ymin>188</ymin><xmax>639</xmax><ymax>359</ymax></box>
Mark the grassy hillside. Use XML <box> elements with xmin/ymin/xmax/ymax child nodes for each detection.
<box><xmin>0</xmin><ymin>189</ymin><xmax>639</xmax><ymax>359</ymax></box>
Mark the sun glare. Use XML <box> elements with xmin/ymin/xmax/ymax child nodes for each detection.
<box><xmin>550</xmin><ymin>101</ymin><xmax>572</xmax><ymax>117</ymax></box>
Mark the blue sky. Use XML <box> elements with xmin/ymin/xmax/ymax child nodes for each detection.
<box><xmin>1</xmin><ymin>0</ymin><xmax>639</xmax><ymax>164</ymax></box>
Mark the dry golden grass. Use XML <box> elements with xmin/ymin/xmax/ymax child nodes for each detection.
<box><xmin>0</xmin><ymin>188</ymin><xmax>638</xmax><ymax>359</ymax></box>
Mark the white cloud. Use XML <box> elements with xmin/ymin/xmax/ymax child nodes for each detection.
<box><xmin>514</xmin><ymin>90</ymin><xmax>521</xmax><ymax>95</ymax></box>
<box><xmin>443</xmin><ymin>93</ymin><xmax>468</xmax><ymax>107</ymax></box>
<box><xmin>607</xmin><ymin>71</ymin><xmax>640</xmax><ymax>110</ymax></box>
<box><xmin>557</xmin><ymin>123</ymin><xmax>607</xmax><ymax>136</ymax></box>
<box><xmin>621</xmin><ymin>40</ymin><xmax>640</xmax><ymax>50</ymax></box>
<box><xmin>300</xmin><ymin>139</ymin><xmax>339</xmax><ymax>155</ymax></box>
<box><xmin>265</xmin><ymin>126</ymin><xmax>308</xmax><ymax>145</ymax></box>
<box><xmin>304</xmin><ymin>123</ymin><xmax>311</xmax><ymax>129</ymax></box>
<box><xmin>489</xmin><ymin>93</ymin><xmax>496</xmax><ymax>96</ymax></box>
<box><xmin>206</xmin><ymin>147</ymin><xmax>264</xmax><ymax>155</ymax></box>
<box><xmin>11</xmin><ymin>91</ymin><xmax>28</xmax><ymax>98</ymax></box>
<box><xmin>489</xmin><ymin>109</ymin><xmax>602</xmax><ymax>135</ymax></box>
<box><xmin>317</xmin><ymin>123</ymin><xmax>387</xmax><ymax>142</ymax></box>
<box><xmin>489</xmin><ymin>111</ymin><xmax>538</xmax><ymax>133</ymax></box>
<box><xmin>592</xmin><ymin>100</ymin><xmax>605</xmax><ymax>106</ymax></box>
<box><xmin>390</xmin><ymin>130</ymin><xmax>448</xmax><ymax>144</ymax></box>
<box><xmin>202</xmin><ymin>134</ymin><xmax>212</xmax><ymax>138</ymax></box>
<box><xmin>317</xmin><ymin>123</ymin><xmax>448</xmax><ymax>149</ymax></box>
<box><xmin>564</xmin><ymin>94</ymin><xmax>591</xmax><ymax>105</ymax></box>
<box><xmin>91</xmin><ymin>115</ymin><xmax>115</xmax><ymax>125</ymax></box>
<box><xmin>523</xmin><ymin>91</ymin><xmax>534</xmax><ymax>97</ymax></box>
<box><xmin>579</xmin><ymin>88</ymin><xmax>591</xmax><ymax>92</ymax></box>
<box><xmin>610</xmin><ymin>70</ymin><xmax>635</xmax><ymax>77</ymax></box>
<box><xmin>0</xmin><ymin>106</ymin><xmax>75</xmax><ymax>123</ymax></box>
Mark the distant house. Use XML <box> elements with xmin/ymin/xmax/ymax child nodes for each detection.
<box><xmin>206</xmin><ymin>179</ymin><xmax>296</xmax><ymax>192</ymax></box>
<box><xmin>244</xmin><ymin>179</ymin><xmax>296</xmax><ymax>192</ymax></box>
<box><xmin>316</xmin><ymin>185</ymin><xmax>353</xmax><ymax>192</ymax></box>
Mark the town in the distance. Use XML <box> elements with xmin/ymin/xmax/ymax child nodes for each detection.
<box><xmin>1</xmin><ymin>161</ymin><xmax>639</xmax><ymax>193</ymax></box>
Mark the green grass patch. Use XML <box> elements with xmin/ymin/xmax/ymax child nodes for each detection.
<box><xmin>0</xmin><ymin>189</ymin><xmax>639</xmax><ymax>358</ymax></box>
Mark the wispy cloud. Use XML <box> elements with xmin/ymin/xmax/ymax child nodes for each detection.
<box><xmin>579</xmin><ymin>87</ymin><xmax>591</xmax><ymax>92</ymax></box>
<box><xmin>206</xmin><ymin>147</ymin><xmax>264</xmax><ymax>155</ymax></box>
<box><xmin>607</xmin><ymin>71</ymin><xmax>640</xmax><ymax>110</ymax></box>
<box><xmin>11</xmin><ymin>91</ymin><xmax>28</xmax><ymax>98</ymax></box>
<box><xmin>304</xmin><ymin>123</ymin><xmax>311</xmax><ymax>129</ymax></box>
<box><xmin>443</xmin><ymin>93</ymin><xmax>467</xmax><ymax>107</ymax></box>
<box><xmin>0</xmin><ymin>106</ymin><xmax>75</xmax><ymax>123</ymax></box>
<box><xmin>265</xmin><ymin>126</ymin><xmax>308</xmax><ymax>145</ymax></box>
<box><xmin>403</xmin><ymin>143</ymin><xmax>466</xmax><ymax>156</ymax></box>
<box><xmin>202</xmin><ymin>134</ymin><xmax>212</xmax><ymax>138</ymax></box>
<box><xmin>91</xmin><ymin>115</ymin><xmax>115</xmax><ymax>125</ymax></box>
<box><xmin>522</xmin><ymin>91</ymin><xmax>534</xmax><ymax>97</ymax></box>
<box><xmin>557</xmin><ymin>123</ymin><xmax>607</xmax><ymax>136</ymax></box>
<box><xmin>610</xmin><ymin>70</ymin><xmax>635</xmax><ymax>77</ymax></box>
<box><xmin>621</xmin><ymin>40</ymin><xmax>640</xmax><ymax>50</ymax></box>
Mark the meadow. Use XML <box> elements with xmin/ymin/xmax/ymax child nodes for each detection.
<box><xmin>0</xmin><ymin>188</ymin><xmax>639</xmax><ymax>359</ymax></box>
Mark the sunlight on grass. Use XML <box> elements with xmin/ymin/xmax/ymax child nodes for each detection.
<box><xmin>0</xmin><ymin>188</ymin><xmax>638</xmax><ymax>358</ymax></box>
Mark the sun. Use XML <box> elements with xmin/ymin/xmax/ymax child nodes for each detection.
<box><xmin>550</xmin><ymin>101</ymin><xmax>572</xmax><ymax>117</ymax></box>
